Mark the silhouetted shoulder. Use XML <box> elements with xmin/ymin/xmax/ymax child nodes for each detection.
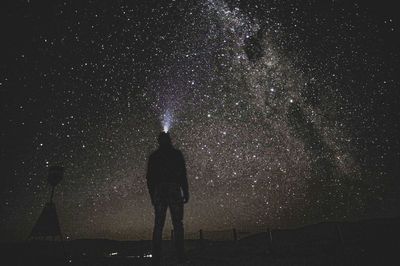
<box><xmin>149</xmin><ymin>148</ymin><xmax>165</xmax><ymax>159</ymax></box>
<box><xmin>173</xmin><ymin>148</ymin><xmax>186</xmax><ymax>160</ymax></box>
<box><xmin>172</xmin><ymin>148</ymin><xmax>183</xmax><ymax>155</ymax></box>
<box><xmin>150</xmin><ymin>147</ymin><xmax>182</xmax><ymax>157</ymax></box>
<box><xmin>149</xmin><ymin>150</ymin><xmax>158</xmax><ymax>158</ymax></box>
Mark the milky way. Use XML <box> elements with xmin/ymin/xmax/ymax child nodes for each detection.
<box><xmin>1</xmin><ymin>0</ymin><xmax>399</xmax><ymax>241</ymax></box>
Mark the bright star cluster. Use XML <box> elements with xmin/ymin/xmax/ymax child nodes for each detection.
<box><xmin>1</xmin><ymin>0</ymin><xmax>399</xmax><ymax>241</ymax></box>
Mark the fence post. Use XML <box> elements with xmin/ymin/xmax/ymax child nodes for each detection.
<box><xmin>266</xmin><ymin>228</ymin><xmax>273</xmax><ymax>254</ymax></box>
<box><xmin>199</xmin><ymin>229</ymin><xmax>205</xmax><ymax>249</ymax></box>
<box><xmin>171</xmin><ymin>229</ymin><xmax>174</xmax><ymax>249</ymax></box>
<box><xmin>336</xmin><ymin>224</ymin><xmax>344</xmax><ymax>244</ymax></box>
<box><xmin>233</xmin><ymin>228</ymin><xmax>237</xmax><ymax>241</ymax></box>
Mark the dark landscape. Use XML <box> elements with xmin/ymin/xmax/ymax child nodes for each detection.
<box><xmin>2</xmin><ymin>216</ymin><xmax>399</xmax><ymax>265</ymax></box>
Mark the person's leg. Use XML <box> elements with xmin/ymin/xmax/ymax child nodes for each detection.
<box><xmin>170</xmin><ymin>202</ymin><xmax>184</xmax><ymax>262</ymax></box>
<box><xmin>153</xmin><ymin>203</ymin><xmax>168</xmax><ymax>266</ymax></box>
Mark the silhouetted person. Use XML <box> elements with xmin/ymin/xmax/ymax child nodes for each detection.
<box><xmin>146</xmin><ymin>132</ymin><xmax>189</xmax><ymax>265</ymax></box>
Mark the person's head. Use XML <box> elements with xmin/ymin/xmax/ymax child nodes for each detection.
<box><xmin>158</xmin><ymin>132</ymin><xmax>172</xmax><ymax>148</ymax></box>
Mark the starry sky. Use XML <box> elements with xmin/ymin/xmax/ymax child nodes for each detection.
<box><xmin>1</xmin><ymin>0</ymin><xmax>399</xmax><ymax>241</ymax></box>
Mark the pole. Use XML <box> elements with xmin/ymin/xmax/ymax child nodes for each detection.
<box><xmin>50</xmin><ymin>186</ymin><xmax>55</xmax><ymax>203</ymax></box>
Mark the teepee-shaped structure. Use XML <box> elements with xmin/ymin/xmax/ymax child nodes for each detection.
<box><xmin>29</xmin><ymin>166</ymin><xmax>64</xmax><ymax>240</ymax></box>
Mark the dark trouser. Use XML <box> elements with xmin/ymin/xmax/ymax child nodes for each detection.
<box><xmin>152</xmin><ymin>202</ymin><xmax>184</xmax><ymax>265</ymax></box>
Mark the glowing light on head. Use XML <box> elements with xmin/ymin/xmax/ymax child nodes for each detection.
<box><xmin>163</xmin><ymin>124</ymin><xmax>169</xmax><ymax>133</ymax></box>
<box><xmin>161</xmin><ymin>109</ymin><xmax>173</xmax><ymax>132</ymax></box>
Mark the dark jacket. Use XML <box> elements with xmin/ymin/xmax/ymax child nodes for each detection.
<box><xmin>146</xmin><ymin>146</ymin><xmax>188</xmax><ymax>204</ymax></box>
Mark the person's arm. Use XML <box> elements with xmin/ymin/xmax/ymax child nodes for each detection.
<box><xmin>146</xmin><ymin>155</ymin><xmax>155</xmax><ymax>205</ymax></box>
<box><xmin>179</xmin><ymin>151</ymin><xmax>189</xmax><ymax>203</ymax></box>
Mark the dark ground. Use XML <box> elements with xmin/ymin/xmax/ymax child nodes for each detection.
<box><xmin>1</xmin><ymin>216</ymin><xmax>399</xmax><ymax>266</ymax></box>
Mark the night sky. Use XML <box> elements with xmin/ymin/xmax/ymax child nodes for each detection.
<box><xmin>1</xmin><ymin>0</ymin><xmax>399</xmax><ymax>241</ymax></box>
